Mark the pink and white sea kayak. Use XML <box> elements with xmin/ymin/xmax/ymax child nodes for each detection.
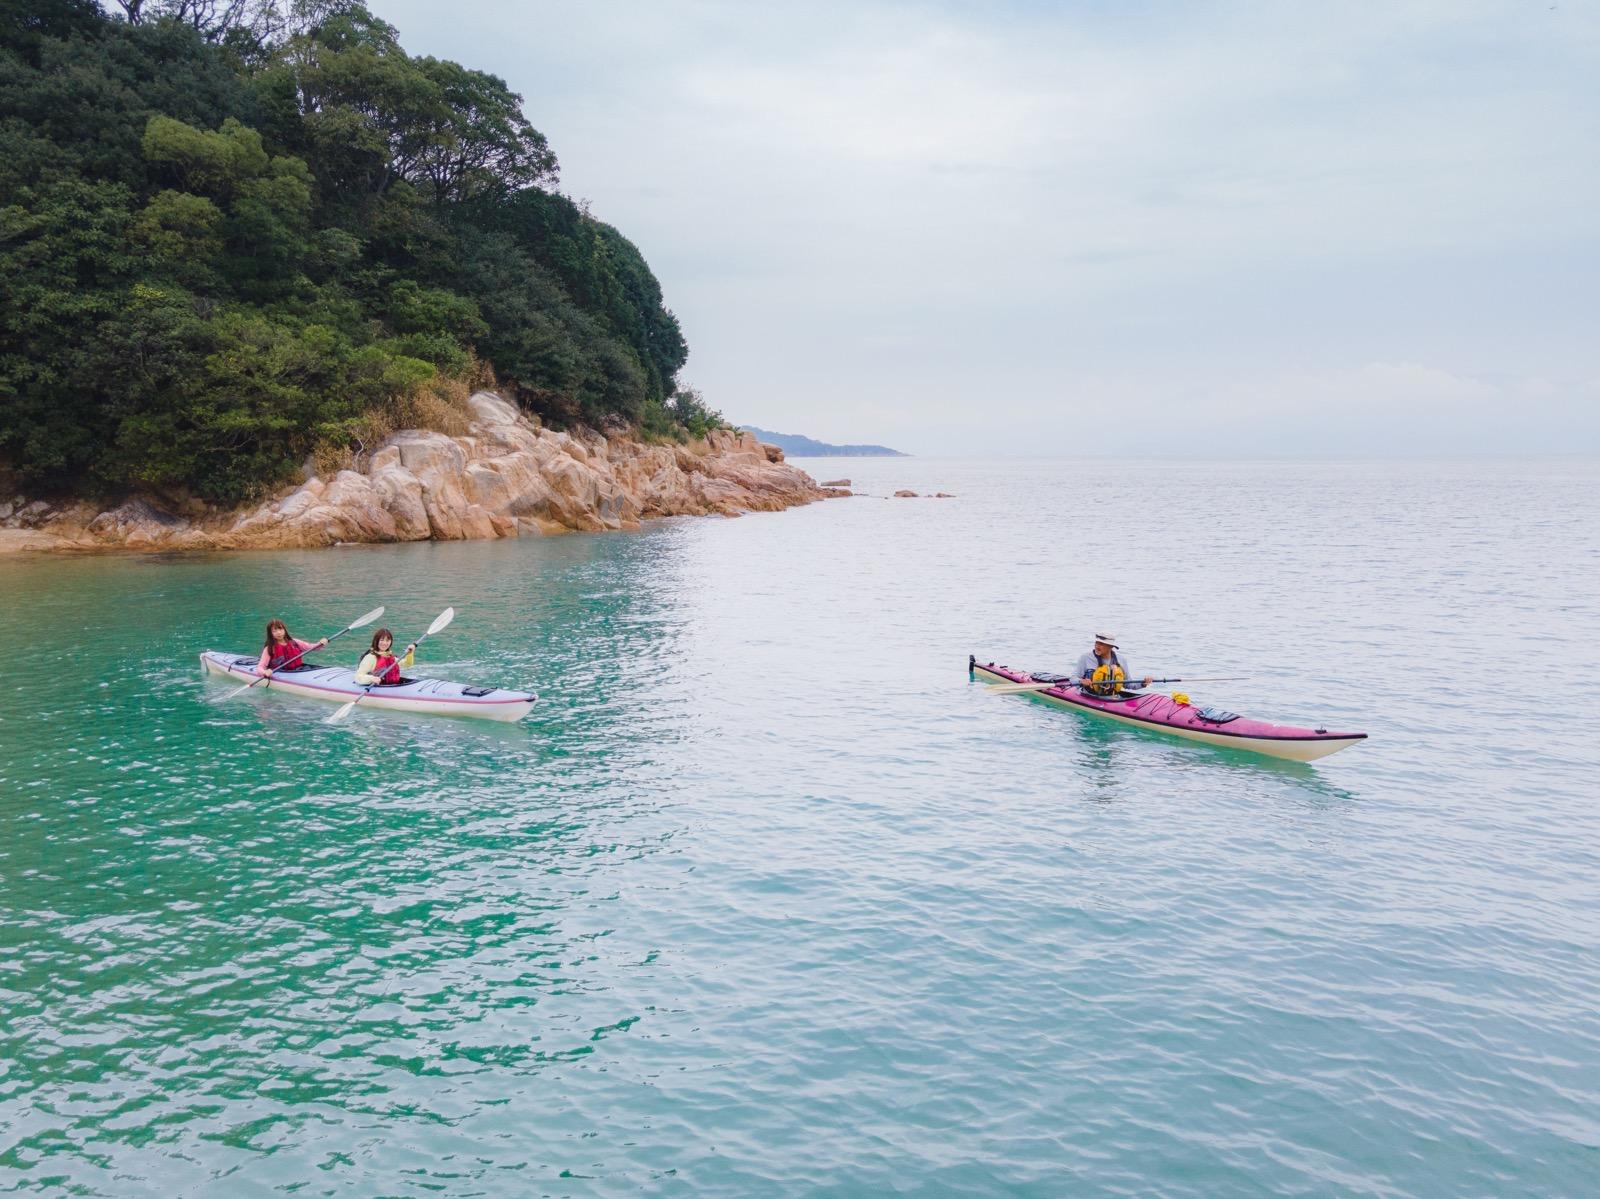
<box><xmin>970</xmin><ymin>657</ymin><xmax>1365</xmax><ymax>762</ymax></box>
<box><xmin>200</xmin><ymin>651</ymin><xmax>537</xmax><ymax>722</ymax></box>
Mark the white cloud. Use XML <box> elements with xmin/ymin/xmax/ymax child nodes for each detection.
<box><xmin>372</xmin><ymin>0</ymin><xmax>1600</xmax><ymax>454</ymax></box>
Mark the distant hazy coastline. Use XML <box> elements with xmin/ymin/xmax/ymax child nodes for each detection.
<box><xmin>739</xmin><ymin>427</ymin><xmax>908</xmax><ymax>457</ymax></box>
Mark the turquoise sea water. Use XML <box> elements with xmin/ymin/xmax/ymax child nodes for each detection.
<box><xmin>2</xmin><ymin>457</ymin><xmax>1598</xmax><ymax>1197</ymax></box>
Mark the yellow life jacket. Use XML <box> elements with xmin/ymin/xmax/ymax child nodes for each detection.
<box><xmin>1088</xmin><ymin>661</ymin><xmax>1126</xmax><ymax>697</ymax></box>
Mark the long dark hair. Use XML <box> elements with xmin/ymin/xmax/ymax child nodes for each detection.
<box><xmin>264</xmin><ymin>619</ymin><xmax>294</xmax><ymax>648</ymax></box>
<box><xmin>369</xmin><ymin>628</ymin><xmax>395</xmax><ymax>656</ymax></box>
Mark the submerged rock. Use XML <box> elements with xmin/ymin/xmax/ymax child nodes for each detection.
<box><xmin>3</xmin><ymin>392</ymin><xmax>841</xmax><ymax>554</ymax></box>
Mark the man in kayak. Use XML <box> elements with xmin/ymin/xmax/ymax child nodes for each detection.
<box><xmin>1074</xmin><ymin>633</ymin><xmax>1152</xmax><ymax>696</ymax></box>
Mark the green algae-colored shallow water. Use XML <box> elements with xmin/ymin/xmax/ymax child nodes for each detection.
<box><xmin>2</xmin><ymin>458</ymin><xmax>1598</xmax><ymax>1196</ymax></box>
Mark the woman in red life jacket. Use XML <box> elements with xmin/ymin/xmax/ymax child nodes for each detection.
<box><xmin>256</xmin><ymin>619</ymin><xmax>328</xmax><ymax>677</ymax></box>
<box><xmin>354</xmin><ymin>628</ymin><xmax>416</xmax><ymax>686</ymax></box>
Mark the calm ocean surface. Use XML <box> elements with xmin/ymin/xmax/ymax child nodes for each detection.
<box><xmin>2</xmin><ymin>457</ymin><xmax>1597</xmax><ymax>1197</ymax></box>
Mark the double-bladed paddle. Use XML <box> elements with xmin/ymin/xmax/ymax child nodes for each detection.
<box><xmin>210</xmin><ymin>606</ymin><xmax>386</xmax><ymax>703</ymax></box>
<box><xmin>324</xmin><ymin>606</ymin><xmax>455</xmax><ymax>724</ymax></box>
<box><xmin>983</xmin><ymin>676</ymin><xmax>1247</xmax><ymax>695</ymax></box>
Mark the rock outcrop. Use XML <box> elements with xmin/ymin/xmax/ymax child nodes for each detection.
<box><xmin>1</xmin><ymin>392</ymin><xmax>841</xmax><ymax>554</ymax></box>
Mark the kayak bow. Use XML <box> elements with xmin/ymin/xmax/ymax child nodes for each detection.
<box><xmin>971</xmin><ymin>656</ymin><xmax>1364</xmax><ymax>762</ymax></box>
<box><xmin>200</xmin><ymin>651</ymin><xmax>536</xmax><ymax>722</ymax></box>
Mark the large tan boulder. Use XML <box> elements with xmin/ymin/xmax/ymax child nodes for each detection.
<box><xmin>272</xmin><ymin>479</ymin><xmax>325</xmax><ymax>522</ymax></box>
<box><xmin>463</xmin><ymin>462</ymin><xmax>513</xmax><ymax>510</ymax></box>
<box><xmin>88</xmin><ymin>498</ymin><xmax>190</xmax><ymax>547</ymax></box>
<box><xmin>315</xmin><ymin>471</ymin><xmax>398</xmax><ymax>543</ymax></box>
<box><xmin>460</xmin><ymin>504</ymin><xmax>498</xmax><ymax>540</ymax></box>
<box><xmin>703</xmin><ymin>428</ymin><xmax>765</xmax><ymax>466</ymax></box>
<box><xmin>467</xmin><ymin>391</ymin><xmax>521</xmax><ymax>426</ymax></box>
<box><xmin>387</xmin><ymin>434</ymin><xmax>470</xmax><ymax>539</ymax></box>
<box><xmin>392</xmin><ymin>430</ymin><xmax>467</xmax><ymax>478</ymax></box>
<box><xmin>467</xmin><ymin>393</ymin><xmax>541</xmax><ymax>455</ymax></box>
<box><xmin>369</xmin><ymin>455</ymin><xmax>431</xmax><ymax>541</ymax></box>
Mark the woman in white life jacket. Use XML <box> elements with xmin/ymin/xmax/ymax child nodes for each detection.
<box><xmin>354</xmin><ymin>628</ymin><xmax>416</xmax><ymax>686</ymax></box>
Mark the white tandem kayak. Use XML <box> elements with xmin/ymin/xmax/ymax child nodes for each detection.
<box><xmin>200</xmin><ymin>651</ymin><xmax>537</xmax><ymax>722</ymax></box>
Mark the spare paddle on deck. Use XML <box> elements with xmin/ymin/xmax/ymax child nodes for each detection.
<box><xmin>210</xmin><ymin>606</ymin><xmax>385</xmax><ymax>703</ymax></box>
<box><xmin>324</xmin><ymin>606</ymin><xmax>455</xmax><ymax>724</ymax></box>
<box><xmin>983</xmin><ymin>676</ymin><xmax>1247</xmax><ymax>695</ymax></box>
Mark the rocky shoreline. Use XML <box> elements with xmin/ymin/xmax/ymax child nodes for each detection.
<box><xmin>0</xmin><ymin>392</ymin><xmax>846</xmax><ymax>554</ymax></box>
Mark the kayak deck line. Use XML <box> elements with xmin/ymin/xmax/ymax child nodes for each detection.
<box><xmin>200</xmin><ymin>651</ymin><xmax>537</xmax><ymax>722</ymax></box>
<box><xmin>970</xmin><ymin>656</ymin><xmax>1365</xmax><ymax>763</ymax></box>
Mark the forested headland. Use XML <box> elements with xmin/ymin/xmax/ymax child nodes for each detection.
<box><xmin>1</xmin><ymin>0</ymin><xmax>720</xmax><ymax>507</ymax></box>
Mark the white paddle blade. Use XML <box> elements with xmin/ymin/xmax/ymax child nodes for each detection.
<box><xmin>350</xmin><ymin>605</ymin><xmax>386</xmax><ymax>630</ymax></box>
<box><xmin>325</xmin><ymin>699</ymin><xmax>358</xmax><ymax>724</ymax></box>
<box><xmin>211</xmin><ymin>673</ymin><xmax>267</xmax><ymax>702</ymax></box>
<box><xmin>426</xmin><ymin>606</ymin><xmax>455</xmax><ymax>637</ymax></box>
<box><xmin>985</xmin><ymin>681</ymin><xmax>1059</xmax><ymax>694</ymax></box>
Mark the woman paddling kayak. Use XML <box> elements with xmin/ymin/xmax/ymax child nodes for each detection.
<box><xmin>257</xmin><ymin>619</ymin><xmax>328</xmax><ymax>677</ymax></box>
<box><xmin>353</xmin><ymin>628</ymin><xmax>416</xmax><ymax>686</ymax></box>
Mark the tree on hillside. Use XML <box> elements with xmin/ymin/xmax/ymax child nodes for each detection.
<box><xmin>0</xmin><ymin>0</ymin><xmax>692</xmax><ymax>504</ymax></box>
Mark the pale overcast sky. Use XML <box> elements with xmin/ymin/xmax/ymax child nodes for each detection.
<box><xmin>372</xmin><ymin>0</ymin><xmax>1599</xmax><ymax>455</ymax></box>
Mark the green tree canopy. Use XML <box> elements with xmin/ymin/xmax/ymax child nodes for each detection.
<box><xmin>0</xmin><ymin>0</ymin><xmax>692</xmax><ymax>504</ymax></box>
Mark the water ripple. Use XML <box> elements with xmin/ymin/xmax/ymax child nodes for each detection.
<box><xmin>0</xmin><ymin>458</ymin><xmax>1597</xmax><ymax>1195</ymax></box>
